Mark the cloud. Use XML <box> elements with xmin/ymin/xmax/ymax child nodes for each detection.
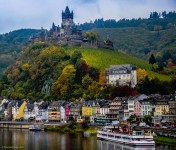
<box><xmin>0</xmin><ymin>0</ymin><xmax>175</xmax><ymax>33</ymax></box>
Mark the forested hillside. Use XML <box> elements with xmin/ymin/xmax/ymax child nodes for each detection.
<box><xmin>0</xmin><ymin>29</ymin><xmax>41</xmax><ymax>76</ymax></box>
<box><xmin>0</xmin><ymin>11</ymin><xmax>175</xmax><ymax>77</ymax></box>
<box><xmin>0</xmin><ymin>43</ymin><xmax>176</xmax><ymax>101</ymax></box>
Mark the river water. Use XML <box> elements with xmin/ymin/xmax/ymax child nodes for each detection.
<box><xmin>0</xmin><ymin>129</ymin><xmax>175</xmax><ymax>150</ymax></box>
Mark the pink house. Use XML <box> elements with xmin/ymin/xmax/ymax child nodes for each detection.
<box><xmin>65</xmin><ymin>103</ymin><xmax>70</xmax><ymax>120</ymax></box>
<box><xmin>134</xmin><ymin>100</ymin><xmax>141</xmax><ymax>116</ymax></box>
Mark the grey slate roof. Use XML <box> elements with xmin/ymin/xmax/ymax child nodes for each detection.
<box><xmin>49</xmin><ymin>101</ymin><xmax>65</xmax><ymax>107</ymax></box>
<box><xmin>26</xmin><ymin>104</ymin><xmax>34</xmax><ymax>111</ymax></box>
<box><xmin>106</xmin><ymin>64</ymin><xmax>137</xmax><ymax>75</ymax></box>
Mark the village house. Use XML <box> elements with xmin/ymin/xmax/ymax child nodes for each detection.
<box><xmin>128</xmin><ymin>97</ymin><xmax>136</xmax><ymax>116</ymax></box>
<box><xmin>134</xmin><ymin>100</ymin><xmax>142</xmax><ymax>116</ymax></box>
<box><xmin>24</xmin><ymin>104</ymin><xmax>34</xmax><ymax>121</ymax></box>
<box><xmin>82</xmin><ymin>102</ymin><xmax>92</xmax><ymax>117</ymax></box>
<box><xmin>60</xmin><ymin>105</ymin><xmax>66</xmax><ymax>123</ymax></box>
<box><xmin>0</xmin><ymin>103</ymin><xmax>7</xmax><ymax>121</ymax></box>
<box><xmin>106</xmin><ymin>100</ymin><xmax>122</xmax><ymax>119</ymax></box>
<box><xmin>99</xmin><ymin>100</ymin><xmax>110</xmax><ymax>117</ymax></box>
<box><xmin>154</xmin><ymin>101</ymin><xmax>169</xmax><ymax>116</ymax></box>
<box><xmin>69</xmin><ymin>102</ymin><xmax>82</xmax><ymax>121</ymax></box>
<box><xmin>48</xmin><ymin>101</ymin><xmax>65</xmax><ymax>122</ymax></box>
<box><xmin>94</xmin><ymin>101</ymin><xmax>101</xmax><ymax>117</ymax></box>
<box><xmin>65</xmin><ymin>102</ymin><xmax>70</xmax><ymax>121</ymax></box>
<box><xmin>141</xmin><ymin>99</ymin><xmax>152</xmax><ymax>116</ymax></box>
<box><xmin>12</xmin><ymin>100</ymin><xmax>27</xmax><ymax>121</ymax></box>
<box><xmin>169</xmin><ymin>95</ymin><xmax>176</xmax><ymax>115</ymax></box>
<box><xmin>5</xmin><ymin>100</ymin><xmax>15</xmax><ymax>121</ymax></box>
<box><xmin>24</xmin><ymin>103</ymin><xmax>40</xmax><ymax>121</ymax></box>
<box><xmin>118</xmin><ymin>98</ymin><xmax>129</xmax><ymax>120</ymax></box>
<box><xmin>105</xmin><ymin>64</ymin><xmax>137</xmax><ymax>87</ymax></box>
<box><xmin>38</xmin><ymin>101</ymin><xmax>50</xmax><ymax>121</ymax></box>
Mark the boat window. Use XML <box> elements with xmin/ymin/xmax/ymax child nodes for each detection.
<box><xmin>133</xmin><ymin>131</ymin><xmax>144</xmax><ymax>136</ymax></box>
<box><xmin>115</xmin><ymin>136</ymin><xmax>120</xmax><ymax>139</ymax></box>
<box><xmin>134</xmin><ymin>138</ymin><xmax>140</xmax><ymax>141</ymax></box>
<box><xmin>108</xmin><ymin>135</ymin><xmax>114</xmax><ymax>138</ymax></box>
<box><xmin>102</xmin><ymin>134</ymin><xmax>107</xmax><ymax>136</ymax></box>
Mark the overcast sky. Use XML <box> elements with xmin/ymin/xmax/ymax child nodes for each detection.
<box><xmin>0</xmin><ymin>0</ymin><xmax>175</xmax><ymax>34</ymax></box>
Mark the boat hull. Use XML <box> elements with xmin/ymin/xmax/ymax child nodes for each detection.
<box><xmin>29</xmin><ymin>128</ymin><xmax>43</xmax><ymax>131</ymax></box>
<box><xmin>97</xmin><ymin>131</ymin><xmax>155</xmax><ymax>146</ymax></box>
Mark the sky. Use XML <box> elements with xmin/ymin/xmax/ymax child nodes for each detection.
<box><xmin>0</xmin><ymin>0</ymin><xmax>175</xmax><ymax>34</ymax></box>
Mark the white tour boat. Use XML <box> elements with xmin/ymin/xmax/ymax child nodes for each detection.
<box><xmin>97</xmin><ymin>125</ymin><xmax>155</xmax><ymax>146</ymax></box>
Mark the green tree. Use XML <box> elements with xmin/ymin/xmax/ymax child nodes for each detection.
<box><xmin>149</xmin><ymin>54</ymin><xmax>156</xmax><ymax>69</ymax></box>
<box><xmin>82</xmin><ymin>75</ymin><xmax>93</xmax><ymax>90</ymax></box>
<box><xmin>70</xmin><ymin>51</ymin><xmax>82</xmax><ymax>66</ymax></box>
<box><xmin>84</xmin><ymin>32</ymin><xmax>98</xmax><ymax>46</ymax></box>
<box><xmin>144</xmin><ymin>115</ymin><xmax>152</xmax><ymax>126</ymax></box>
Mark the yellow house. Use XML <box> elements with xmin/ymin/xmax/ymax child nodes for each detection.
<box><xmin>18</xmin><ymin>101</ymin><xmax>27</xmax><ymax>119</ymax></box>
<box><xmin>82</xmin><ymin>104</ymin><xmax>92</xmax><ymax>116</ymax></box>
<box><xmin>13</xmin><ymin>100</ymin><xmax>27</xmax><ymax>120</ymax></box>
<box><xmin>154</xmin><ymin>101</ymin><xmax>169</xmax><ymax>116</ymax></box>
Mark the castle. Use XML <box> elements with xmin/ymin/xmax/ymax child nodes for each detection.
<box><xmin>30</xmin><ymin>6</ymin><xmax>113</xmax><ymax>48</ymax></box>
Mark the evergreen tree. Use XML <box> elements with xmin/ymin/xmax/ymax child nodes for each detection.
<box><xmin>149</xmin><ymin>54</ymin><xmax>156</xmax><ymax>68</ymax></box>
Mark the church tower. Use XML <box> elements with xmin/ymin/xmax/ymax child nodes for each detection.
<box><xmin>61</xmin><ymin>6</ymin><xmax>74</xmax><ymax>35</ymax></box>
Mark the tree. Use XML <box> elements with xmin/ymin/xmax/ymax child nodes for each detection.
<box><xmin>138</xmin><ymin>76</ymin><xmax>151</xmax><ymax>94</ymax></box>
<box><xmin>99</xmin><ymin>70</ymin><xmax>106</xmax><ymax>85</ymax></box>
<box><xmin>137</xmin><ymin>69</ymin><xmax>147</xmax><ymax>85</ymax></box>
<box><xmin>52</xmin><ymin>65</ymin><xmax>76</xmax><ymax>99</ymax></box>
<box><xmin>82</xmin><ymin>75</ymin><xmax>93</xmax><ymax>90</ymax></box>
<box><xmin>144</xmin><ymin>115</ymin><xmax>152</xmax><ymax>126</ymax></box>
<box><xmin>149</xmin><ymin>54</ymin><xmax>156</xmax><ymax>69</ymax></box>
<box><xmin>84</xmin><ymin>32</ymin><xmax>98</xmax><ymax>46</ymax></box>
<box><xmin>70</xmin><ymin>51</ymin><xmax>82</xmax><ymax>66</ymax></box>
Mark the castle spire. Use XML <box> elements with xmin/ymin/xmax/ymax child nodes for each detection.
<box><xmin>65</xmin><ymin>6</ymin><xmax>70</xmax><ymax>14</ymax></box>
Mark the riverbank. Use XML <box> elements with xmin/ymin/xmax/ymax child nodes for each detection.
<box><xmin>44</xmin><ymin>122</ymin><xmax>98</xmax><ymax>134</ymax></box>
<box><xmin>154</xmin><ymin>136</ymin><xmax>176</xmax><ymax>146</ymax></box>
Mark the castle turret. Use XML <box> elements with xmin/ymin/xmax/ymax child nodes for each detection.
<box><xmin>61</xmin><ymin>6</ymin><xmax>74</xmax><ymax>35</ymax></box>
<box><xmin>62</xmin><ymin>6</ymin><xmax>73</xmax><ymax>19</ymax></box>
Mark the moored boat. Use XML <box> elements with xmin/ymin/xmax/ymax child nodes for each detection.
<box><xmin>29</xmin><ymin>124</ymin><xmax>44</xmax><ymax>131</ymax></box>
<box><xmin>97</xmin><ymin>125</ymin><xmax>155</xmax><ymax>146</ymax></box>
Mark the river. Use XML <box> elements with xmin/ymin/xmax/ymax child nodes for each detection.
<box><xmin>0</xmin><ymin>129</ymin><xmax>175</xmax><ymax>150</ymax></box>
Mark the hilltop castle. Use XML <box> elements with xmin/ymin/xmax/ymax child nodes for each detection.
<box><xmin>30</xmin><ymin>6</ymin><xmax>113</xmax><ymax>48</ymax></box>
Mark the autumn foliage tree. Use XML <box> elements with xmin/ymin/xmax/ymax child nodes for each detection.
<box><xmin>137</xmin><ymin>69</ymin><xmax>147</xmax><ymax>85</ymax></box>
<box><xmin>99</xmin><ymin>70</ymin><xmax>106</xmax><ymax>85</ymax></box>
<box><xmin>52</xmin><ymin>64</ymin><xmax>76</xmax><ymax>99</ymax></box>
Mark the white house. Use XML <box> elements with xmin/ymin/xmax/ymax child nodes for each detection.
<box><xmin>60</xmin><ymin>106</ymin><xmax>66</xmax><ymax>123</ymax></box>
<box><xmin>141</xmin><ymin>100</ymin><xmax>152</xmax><ymax>116</ymax></box>
<box><xmin>99</xmin><ymin>101</ymin><xmax>110</xmax><ymax>116</ymax></box>
<box><xmin>24</xmin><ymin>103</ymin><xmax>40</xmax><ymax>121</ymax></box>
<box><xmin>38</xmin><ymin>102</ymin><xmax>50</xmax><ymax>121</ymax></box>
<box><xmin>24</xmin><ymin>104</ymin><xmax>34</xmax><ymax>120</ymax></box>
<box><xmin>128</xmin><ymin>97</ymin><xmax>136</xmax><ymax>116</ymax></box>
<box><xmin>105</xmin><ymin>64</ymin><xmax>137</xmax><ymax>87</ymax></box>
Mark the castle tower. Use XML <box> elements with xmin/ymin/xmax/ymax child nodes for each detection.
<box><xmin>61</xmin><ymin>6</ymin><xmax>74</xmax><ymax>35</ymax></box>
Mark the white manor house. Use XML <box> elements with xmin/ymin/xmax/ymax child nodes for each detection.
<box><xmin>105</xmin><ymin>64</ymin><xmax>137</xmax><ymax>87</ymax></box>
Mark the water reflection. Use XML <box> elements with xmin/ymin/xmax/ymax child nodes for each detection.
<box><xmin>97</xmin><ymin>140</ymin><xmax>176</xmax><ymax>150</ymax></box>
<box><xmin>0</xmin><ymin>129</ymin><xmax>98</xmax><ymax>150</ymax></box>
<box><xmin>0</xmin><ymin>129</ymin><xmax>176</xmax><ymax>150</ymax></box>
<box><xmin>97</xmin><ymin>140</ymin><xmax>155</xmax><ymax>150</ymax></box>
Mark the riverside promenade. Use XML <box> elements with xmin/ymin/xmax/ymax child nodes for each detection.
<box><xmin>0</xmin><ymin>121</ymin><xmax>67</xmax><ymax>129</ymax></box>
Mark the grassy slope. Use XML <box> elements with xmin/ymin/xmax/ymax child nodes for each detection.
<box><xmin>90</xmin><ymin>28</ymin><xmax>176</xmax><ymax>60</ymax></box>
<box><xmin>64</xmin><ymin>47</ymin><xmax>172</xmax><ymax>81</ymax></box>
